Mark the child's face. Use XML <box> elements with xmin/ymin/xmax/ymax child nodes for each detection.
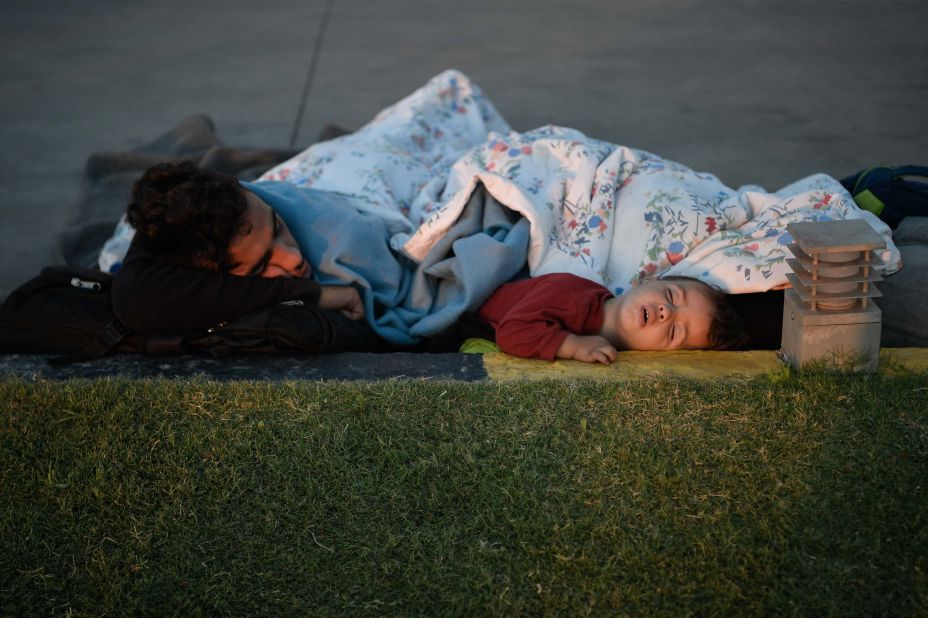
<box><xmin>606</xmin><ymin>279</ymin><xmax>715</xmax><ymax>351</ymax></box>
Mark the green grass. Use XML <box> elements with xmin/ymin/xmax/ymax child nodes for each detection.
<box><xmin>2</xmin><ymin>374</ymin><xmax>927</xmax><ymax>616</ymax></box>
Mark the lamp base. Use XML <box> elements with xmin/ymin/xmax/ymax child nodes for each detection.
<box><xmin>780</xmin><ymin>288</ymin><xmax>882</xmax><ymax>372</ymax></box>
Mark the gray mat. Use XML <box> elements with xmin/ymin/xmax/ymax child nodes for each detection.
<box><xmin>0</xmin><ymin>352</ymin><xmax>487</xmax><ymax>382</ymax></box>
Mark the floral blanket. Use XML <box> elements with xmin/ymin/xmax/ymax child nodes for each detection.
<box><xmin>262</xmin><ymin>69</ymin><xmax>900</xmax><ymax>299</ymax></box>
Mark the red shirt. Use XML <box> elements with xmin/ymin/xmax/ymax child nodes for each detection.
<box><xmin>478</xmin><ymin>273</ymin><xmax>612</xmax><ymax>360</ymax></box>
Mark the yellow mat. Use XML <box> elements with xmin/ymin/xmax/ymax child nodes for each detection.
<box><xmin>881</xmin><ymin>348</ymin><xmax>928</xmax><ymax>373</ymax></box>
<box><xmin>482</xmin><ymin>348</ymin><xmax>928</xmax><ymax>381</ymax></box>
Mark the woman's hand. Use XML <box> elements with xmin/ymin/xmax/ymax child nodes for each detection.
<box><xmin>557</xmin><ymin>334</ymin><xmax>617</xmax><ymax>365</ymax></box>
<box><xmin>318</xmin><ymin>285</ymin><xmax>365</xmax><ymax>320</ymax></box>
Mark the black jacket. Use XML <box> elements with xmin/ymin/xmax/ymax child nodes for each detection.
<box><xmin>112</xmin><ymin>238</ymin><xmax>322</xmax><ymax>335</ymax></box>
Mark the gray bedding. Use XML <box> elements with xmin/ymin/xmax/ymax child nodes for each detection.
<box><xmin>878</xmin><ymin>217</ymin><xmax>928</xmax><ymax>347</ymax></box>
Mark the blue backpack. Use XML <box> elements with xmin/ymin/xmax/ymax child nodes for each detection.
<box><xmin>840</xmin><ymin>165</ymin><xmax>928</xmax><ymax>229</ymax></box>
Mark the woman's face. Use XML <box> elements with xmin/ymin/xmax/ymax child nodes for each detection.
<box><xmin>226</xmin><ymin>191</ymin><xmax>311</xmax><ymax>279</ymax></box>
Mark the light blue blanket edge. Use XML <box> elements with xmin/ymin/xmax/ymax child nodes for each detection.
<box><xmin>245</xmin><ymin>181</ymin><xmax>528</xmax><ymax>345</ymax></box>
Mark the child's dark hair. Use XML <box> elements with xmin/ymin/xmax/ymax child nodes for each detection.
<box><xmin>662</xmin><ymin>276</ymin><xmax>751</xmax><ymax>350</ymax></box>
<box><xmin>705</xmin><ymin>286</ymin><xmax>752</xmax><ymax>350</ymax></box>
<box><xmin>127</xmin><ymin>162</ymin><xmax>248</xmax><ymax>269</ymax></box>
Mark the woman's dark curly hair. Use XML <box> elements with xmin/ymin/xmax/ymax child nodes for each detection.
<box><xmin>127</xmin><ymin>162</ymin><xmax>249</xmax><ymax>269</ymax></box>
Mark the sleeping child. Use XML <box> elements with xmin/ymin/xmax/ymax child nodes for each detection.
<box><xmin>477</xmin><ymin>273</ymin><xmax>749</xmax><ymax>364</ymax></box>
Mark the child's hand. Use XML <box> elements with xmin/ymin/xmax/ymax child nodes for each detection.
<box><xmin>318</xmin><ymin>285</ymin><xmax>365</xmax><ymax>320</ymax></box>
<box><xmin>557</xmin><ymin>334</ymin><xmax>617</xmax><ymax>365</ymax></box>
<box><xmin>572</xmin><ymin>336</ymin><xmax>618</xmax><ymax>364</ymax></box>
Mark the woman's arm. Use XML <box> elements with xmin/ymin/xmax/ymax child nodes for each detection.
<box><xmin>318</xmin><ymin>285</ymin><xmax>364</xmax><ymax>320</ymax></box>
<box><xmin>112</xmin><ymin>238</ymin><xmax>351</xmax><ymax>334</ymax></box>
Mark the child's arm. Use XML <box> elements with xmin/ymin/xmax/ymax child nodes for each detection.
<box><xmin>556</xmin><ymin>334</ymin><xmax>617</xmax><ymax>365</ymax></box>
<box><xmin>482</xmin><ymin>274</ymin><xmax>617</xmax><ymax>362</ymax></box>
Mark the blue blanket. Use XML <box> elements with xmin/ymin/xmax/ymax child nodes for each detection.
<box><xmin>245</xmin><ymin>181</ymin><xmax>529</xmax><ymax>345</ymax></box>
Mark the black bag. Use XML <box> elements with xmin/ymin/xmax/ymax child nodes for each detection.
<box><xmin>183</xmin><ymin>300</ymin><xmax>389</xmax><ymax>357</ymax></box>
<box><xmin>0</xmin><ymin>266</ymin><xmax>146</xmax><ymax>363</ymax></box>
<box><xmin>840</xmin><ymin>165</ymin><xmax>928</xmax><ymax>229</ymax></box>
<box><xmin>0</xmin><ymin>266</ymin><xmax>386</xmax><ymax>364</ymax></box>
